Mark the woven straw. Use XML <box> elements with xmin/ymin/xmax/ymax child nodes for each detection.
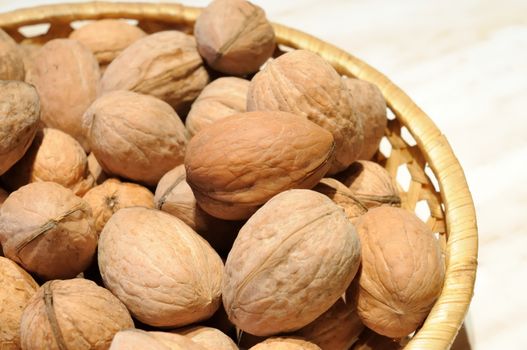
<box><xmin>0</xmin><ymin>2</ymin><xmax>478</xmax><ymax>349</ymax></box>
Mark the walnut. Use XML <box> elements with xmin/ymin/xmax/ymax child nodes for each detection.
<box><xmin>250</xmin><ymin>337</ymin><xmax>322</xmax><ymax>350</ymax></box>
<box><xmin>178</xmin><ymin>326</ymin><xmax>238</xmax><ymax>350</ymax></box>
<box><xmin>351</xmin><ymin>329</ymin><xmax>404</xmax><ymax>350</ymax></box>
<box><xmin>83</xmin><ymin>90</ymin><xmax>188</xmax><ymax>186</ymax></box>
<box><xmin>0</xmin><ymin>81</ymin><xmax>40</xmax><ymax>176</ymax></box>
<box><xmin>336</xmin><ymin>160</ymin><xmax>401</xmax><ymax>208</ymax></box>
<box><xmin>0</xmin><ymin>29</ymin><xmax>24</xmax><ymax>80</ymax></box>
<box><xmin>223</xmin><ymin>190</ymin><xmax>361</xmax><ymax>336</ymax></box>
<box><xmin>0</xmin><ymin>182</ymin><xmax>97</xmax><ymax>280</ymax></box>
<box><xmin>19</xmin><ymin>43</ymin><xmax>40</xmax><ymax>82</ymax></box>
<box><xmin>313</xmin><ymin>178</ymin><xmax>367</xmax><ymax>222</ymax></box>
<box><xmin>87</xmin><ymin>152</ymin><xmax>108</xmax><ymax>185</ymax></box>
<box><xmin>100</xmin><ymin>30</ymin><xmax>209</xmax><ymax>113</ymax></box>
<box><xmin>69</xmin><ymin>19</ymin><xmax>147</xmax><ymax>67</ymax></box>
<box><xmin>20</xmin><ymin>279</ymin><xmax>134</xmax><ymax>350</ymax></box>
<box><xmin>247</xmin><ymin>49</ymin><xmax>363</xmax><ymax>174</ymax></box>
<box><xmin>110</xmin><ymin>329</ymin><xmax>207</xmax><ymax>350</ymax></box>
<box><xmin>186</xmin><ymin>77</ymin><xmax>250</xmax><ymax>137</ymax></box>
<box><xmin>354</xmin><ymin>207</ymin><xmax>445</xmax><ymax>338</ymax></box>
<box><xmin>185</xmin><ymin>111</ymin><xmax>335</xmax><ymax>220</ymax></box>
<box><xmin>98</xmin><ymin>207</ymin><xmax>224</xmax><ymax>327</ymax></box>
<box><xmin>26</xmin><ymin>39</ymin><xmax>100</xmax><ymax>151</ymax></box>
<box><xmin>194</xmin><ymin>0</ymin><xmax>276</xmax><ymax>75</ymax></box>
<box><xmin>343</xmin><ymin>78</ymin><xmax>387</xmax><ymax>160</ymax></box>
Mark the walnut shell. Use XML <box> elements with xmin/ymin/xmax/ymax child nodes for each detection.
<box><xmin>84</xmin><ymin>178</ymin><xmax>154</xmax><ymax>234</ymax></box>
<box><xmin>178</xmin><ymin>326</ymin><xmax>238</xmax><ymax>350</ymax></box>
<box><xmin>83</xmin><ymin>90</ymin><xmax>188</xmax><ymax>186</ymax></box>
<box><xmin>186</xmin><ymin>77</ymin><xmax>250</xmax><ymax>137</ymax></box>
<box><xmin>0</xmin><ymin>29</ymin><xmax>24</xmax><ymax>80</ymax></box>
<box><xmin>155</xmin><ymin>165</ymin><xmax>240</xmax><ymax>256</ymax></box>
<box><xmin>110</xmin><ymin>330</ymin><xmax>206</xmax><ymax>350</ymax></box>
<box><xmin>313</xmin><ymin>178</ymin><xmax>367</xmax><ymax>222</ymax></box>
<box><xmin>343</xmin><ymin>78</ymin><xmax>387</xmax><ymax>160</ymax></box>
<box><xmin>351</xmin><ymin>329</ymin><xmax>404</xmax><ymax>350</ymax></box>
<box><xmin>0</xmin><ymin>182</ymin><xmax>97</xmax><ymax>280</ymax></box>
<box><xmin>185</xmin><ymin>111</ymin><xmax>335</xmax><ymax>220</ymax></box>
<box><xmin>70</xmin><ymin>19</ymin><xmax>147</xmax><ymax>66</ymax></box>
<box><xmin>98</xmin><ymin>207</ymin><xmax>224</xmax><ymax>327</ymax></box>
<box><xmin>1</xmin><ymin>128</ymin><xmax>95</xmax><ymax>196</ymax></box>
<box><xmin>247</xmin><ymin>50</ymin><xmax>363</xmax><ymax>174</ymax></box>
<box><xmin>87</xmin><ymin>152</ymin><xmax>108</xmax><ymax>185</ymax></box>
<box><xmin>354</xmin><ymin>207</ymin><xmax>445</xmax><ymax>338</ymax></box>
<box><xmin>21</xmin><ymin>279</ymin><xmax>134</xmax><ymax>350</ymax></box>
<box><xmin>19</xmin><ymin>43</ymin><xmax>40</xmax><ymax>82</ymax></box>
<box><xmin>336</xmin><ymin>161</ymin><xmax>401</xmax><ymax>208</ymax></box>
<box><xmin>223</xmin><ymin>189</ymin><xmax>361</xmax><ymax>336</ymax></box>
<box><xmin>0</xmin><ymin>81</ymin><xmax>40</xmax><ymax>176</ymax></box>
<box><xmin>194</xmin><ymin>0</ymin><xmax>275</xmax><ymax>75</ymax></box>
<box><xmin>100</xmin><ymin>30</ymin><xmax>209</xmax><ymax>113</ymax></box>
<box><xmin>0</xmin><ymin>256</ymin><xmax>38</xmax><ymax>349</ymax></box>
<box><xmin>250</xmin><ymin>337</ymin><xmax>322</xmax><ymax>350</ymax></box>
<box><xmin>26</xmin><ymin>39</ymin><xmax>100</xmax><ymax>150</ymax></box>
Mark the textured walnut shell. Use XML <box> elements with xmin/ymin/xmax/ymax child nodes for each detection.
<box><xmin>70</xmin><ymin>19</ymin><xmax>147</xmax><ymax>66</ymax></box>
<box><xmin>293</xmin><ymin>281</ymin><xmax>363</xmax><ymax>350</ymax></box>
<box><xmin>313</xmin><ymin>178</ymin><xmax>367</xmax><ymax>222</ymax></box>
<box><xmin>110</xmin><ymin>330</ymin><xmax>206</xmax><ymax>350</ymax></box>
<box><xmin>0</xmin><ymin>29</ymin><xmax>24</xmax><ymax>80</ymax></box>
<box><xmin>155</xmin><ymin>165</ymin><xmax>240</xmax><ymax>256</ymax></box>
<box><xmin>0</xmin><ymin>81</ymin><xmax>40</xmax><ymax>176</ymax></box>
<box><xmin>87</xmin><ymin>152</ymin><xmax>108</xmax><ymax>185</ymax></box>
<box><xmin>178</xmin><ymin>326</ymin><xmax>238</xmax><ymax>350</ymax></box>
<box><xmin>83</xmin><ymin>90</ymin><xmax>188</xmax><ymax>186</ymax></box>
<box><xmin>27</xmin><ymin>39</ymin><xmax>99</xmax><ymax>151</ymax></box>
<box><xmin>84</xmin><ymin>178</ymin><xmax>154</xmax><ymax>234</ymax></box>
<box><xmin>100</xmin><ymin>30</ymin><xmax>209</xmax><ymax>113</ymax></box>
<box><xmin>223</xmin><ymin>189</ymin><xmax>361</xmax><ymax>336</ymax></box>
<box><xmin>0</xmin><ymin>257</ymin><xmax>38</xmax><ymax>349</ymax></box>
<box><xmin>344</xmin><ymin>78</ymin><xmax>387</xmax><ymax>160</ymax></box>
<box><xmin>194</xmin><ymin>0</ymin><xmax>275</xmax><ymax>75</ymax></box>
<box><xmin>21</xmin><ymin>279</ymin><xmax>134</xmax><ymax>350</ymax></box>
<box><xmin>336</xmin><ymin>160</ymin><xmax>401</xmax><ymax>208</ymax></box>
<box><xmin>247</xmin><ymin>50</ymin><xmax>363</xmax><ymax>174</ymax></box>
<box><xmin>186</xmin><ymin>77</ymin><xmax>250</xmax><ymax>137</ymax></box>
<box><xmin>185</xmin><ymin>111</ymin><xmax>335</xmax><ymax>220</ymax></box>
<box><xmin>98</xmin><ymin>207</ymin><xmax>224</xmax><ymax>327</ymax></box>
<box><xmin>0</xmin><ymin>182</ymin><xmax>97</xmax><ymax>280</ymax></box>
<box><xmin>354</xmin><ymin>207</ymin><xmax>445</xmax><ymax>338</ymax></box>
<box><xmin>250</xmin><ymin>337</ymin><xmax>322</xmax><ymax>350</ymax></box>
<box><xmin>351</xmin><ymin>329</ymin><xmax>404</xmax><ymax>350</ymax></box>
<box><xmin>1</xmin><ymin>128</ymin><xmax>95</xmax><ymax>196</ymax></box>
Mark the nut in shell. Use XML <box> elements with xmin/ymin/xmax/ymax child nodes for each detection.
<box><xmin>178</xmin><ymin>326</ymin><xmax>238</xmax><ymax>350</ymax></box>
<box><xmin>313</xmin><ymin>178</ymin><xmax>367</xmax><ymax>222</ymax></box>
<box><xmin>110</xmin><ymin>329</ymin><xmax>206</xmax><ymax>350</ymax></box>
<box><xmin>250</xmin><ymin>337</ymin><xmax>322</xmax><ymax>350</ymax></box>
<box><xmin>0</xmin><ymin>29</ymin><xmax>24</xmax><ymax>80</ymax></box>
<box><xmin>223</xmin><ymin>189</ymin><xmax>361</xmax><ymax>336</ymax></box>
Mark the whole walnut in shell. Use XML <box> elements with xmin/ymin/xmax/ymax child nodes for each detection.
<box><xmin>0</xmin><ymin>257</ymin><xmax>38</xmax><ymax>350</ymax></box>
<box><xmin>178</xmin><ymin>326</ymin><xmax>238</xmax><ymax>350</ymax></box>
<box><xmin>0</xmin><ymin>29</ymin><xmax>24</xmax><ymax>80</ymax></box>
<box><xmin>87</xmin><ymin>152</ymin><xmax>108</xmax><ymax>184</ymax></box>
<box><xmin>336</xmin><ymin>160</ymin><xmax>401</xmax><ymax>208</ymax></box>
<box><xmin>250</xmin><ymin>337</ymin><xmax>321</xmax><ymax>350</ymax></box>
<box><xmin>110</xmin><ymin>330</ymin><xmax>206</xmax><ymax>350</ymax></box>
<box><xmin>313</xmin><ymin>178</ymin><xmax>367</xmax><ymax>222</ymax></box>
<box><xmin>247</xmin><ymin>49</ymin><xmax>363</xmax><ymax>174</ymax></box>
<box><xmin>0</xmin><ymin>182</ymin><xmax>97</xmax><ymax>280</ymax></box>
<box><xmin>344</xmin><ymin>78</ymin><xmax>387</xmax><ymax>160</ymax></box>
<box><xmin>155</xmin><ymin>165</ymin><xmax>240</xmax><ymax>256</ymax></box>
<box><xmin>194</xmin><ymin>0</ymin><xmax>276</xmax><ymax>75</ymax></box>
<box><xmin>0</xmin><ymin>81</ymin><xmax>40</xmax><ymax>176</ymax></box>
<box><xmin>185</xmin><ymin>111</ymin><xmax>335</xmax><ymax>220</ymax></box>
<box><xmin>354</xmin><ymin>207</ymin><xmax>445</xmax><ymax>338</ymax></box>
<box><xmin>27</xmin><ymin>39</ymin><xmax>100</xmax><ymax>150</ymax></box>
<box><xmin>1</xmin><ymin>128</ymin><xmax>95</xmax><ymax>196</ymax></box>
<box><xmin>69</xmin><ymin>19</ymin><xmax>147</xmax><ymax>67</ymax></box>
<box><xmin>83</xmin><ymin>90</ymin><xmax>188</xmax><ymax>186</ymax></box>
<box><xmin>84</xmin><ymin>178</ymin><xmax>154</xmax><ymax>234</ymax></box>
<box><xmin>98</xmin><ymin>207</ymin><xmax>224</xmax><ymax>327</ymax></box>
<box><xmin>223</xmin><ymin>189</ymin><xmax>361</xmax><ymax>336</ymax></box>
<box><xmin>100</xmin><ymin>30</ymin><xmax>209</xmax><ymax>113</ymax></box>
<box><xmin>21</xmin><ymin>279</ymin><xmax>134</xmax><ymax>350</ymax></box>
<box><xmin>186</xmin><ymin>77</ymin><xmax>250</xmax><ymax>137</ymax></box>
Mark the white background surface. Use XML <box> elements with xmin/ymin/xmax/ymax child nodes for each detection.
<box><xmin>1</xmin><ymin>1</ymin><xmax>526</xmax><ymax>349</ymax></box>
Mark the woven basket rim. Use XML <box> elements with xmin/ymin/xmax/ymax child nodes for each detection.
<box><xmin>0</xmin><ymin>2</ymin><xmax>478</xmax><ymax>349</ymax></box>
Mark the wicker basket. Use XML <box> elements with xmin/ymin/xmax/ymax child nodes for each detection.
<box><xmin>0</xmin><ymin>2</ymin><xmax>478</xmax><ymax>349</ymax></box>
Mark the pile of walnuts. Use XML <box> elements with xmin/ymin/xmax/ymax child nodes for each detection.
<box><xmin>0</xmin><ymin>0</ymin><xmax>445</xmax><ymax>349</ymax></box>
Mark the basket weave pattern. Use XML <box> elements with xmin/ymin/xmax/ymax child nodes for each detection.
<box><xmin>0</xmin><ymin>3</ymin><xmax>478</xmax><ymax>349</ymax></box>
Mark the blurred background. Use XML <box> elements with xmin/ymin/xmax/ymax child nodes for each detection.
<box><xmin>1</xmin><ymin>0</ymin><xmax>526</xmax><ymax>349</ymax></box>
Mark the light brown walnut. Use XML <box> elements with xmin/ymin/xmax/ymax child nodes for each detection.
<box><xmin>178</xmin><ymin>326</ymin><xmax>238</xmax><ymax>350</ymax></box>
<box><xmin>87</xmin><ymin>152</ymin><xmax>108</xmax><ymax>185</ymax></box>
<box><xmin>313</xmin><ymin>178</ymin><xmax>367</xmax><ymax>222</ymax></box>
<box><xmin>0</xmin><ymin>29</ymin><xmax>24</xmax><ymax>80</ymax></box>
<box><xmin>250</xmin><ymin>337</ymin><xmax>322</xmax><ymax>350</ymax></box>
<box><xmin>110</xmin><ymin>329</ymin><xmax>207</xmax><ymax>350</ymax></box>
